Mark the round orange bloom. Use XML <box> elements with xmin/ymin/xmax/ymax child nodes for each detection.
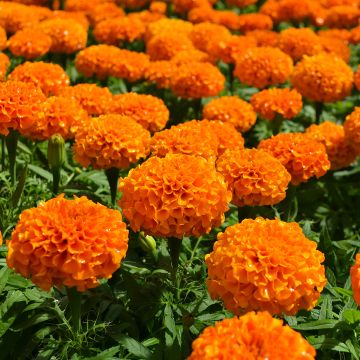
<box><xmin>350</xmin><ymin>26</ymin><xmax>360</xmax><ymax>44</ymax></box>
<box><xmin>238</xmin><ymin>14</ymin><xmax>273</xmax><ymax>32</ymax></box>
<box><xmin>170</xmin><ymin>62</ymin><xmax>225</xmax><ymax>99</ymax></box>
<box><xmin>88</xmin><ymin>3</ymin><xmax>125</xmax><ymax>25</ymax></box>
<box><xmin>234</xmin><ymin>47</ymin><xmax>293</xmax><ymax>89</ymax></box>
<box><xmin>344</xmin><ymin>107</ymin><xmax>360</xmax><ymax>154</ymax></box>
<box><xmin>0</xmin><ymin>26</ymin><xmax>6</xmax><ymax>50</ymax></box>
<box><xmin>146</xmin><ymin>33</ymin><xmax>194</xmax><ymax>61</ymax></box>
<box><xmin>59</xmin><ymin>84</ymin><xmax>113</xmax><ymax>117</ymax></box>
<box><xmin>306</xmin><ymin>121</ymin><xmax>357</xmax><ymax>170</ymax></box>
<box><xmin>109</xmin><ymin>93</ymin><xmax>169</xmax><ymax>132</ymax></box>
<box><xmin>144</xmin><ymin>60</ymin><xmax>174</xmax><ymax>89</ymax></box>
<box><xmin>225</xmin><ymin>0</ymin><xmax>257</xmax><ymax>7</ymax></box>
<box><xmin>351</xmin><ymin>254</ymin><xmax>360</xmax><ymax>306</ymax></box>
<box><xmin>74</xmin><ymin>114</ymin><xmax>151</xmax><ymax>169</ymax></box>
<box><xmin>206</xmin><ymin>218</ymin><xmax>326</xmax><ymax>315</ymax></box>
<box><xmin>0</xmin><ymin>53</ymin><xmax>10</xmax><ymax>81</ymax></box>
<box><xmin>19</xmin><ymin>96</ymin><xmax>89</xmax><ymax>141</ymax></box>
<box><xmin>188</xmin><ymin>312</ymin><xmax>316</xmax><ymax>360</ymax></box>
<box><xmin>128</xmin><ymin>9</ymin><xmax>165</xmax><ymax>25</ymax></box>
<box><xmin>170</xmin><ymin>49</ymin><xmax>213</xmax><ymax>65</ymax></box>
<box><xmin>7</xmin><ymin>29</ymin><xmax>52</xmax><ymax>59</ymax></box>
<box><xmin>319</xmin><ymin>37</ymin><xmax>350</xmax><ymax>63</ymax></box>
<box><xmin>7</xmin><ymin>194</ymin><xmax>128</xmax><ymax>292</ymax></box>
<box><xmin>245</xmin><ymin>29</ymin><xmax>279</xmax><ymax>47</ymax></box>
<box><xmin>0</xmin><ymin>81</ymin><xmax>45</xmax><ymax>135</ymax></box>
<box><xmin>250</xmin><ymin>88</ymin><xmax>303</xmax><ymax>121</ymax></box>
<box><xmin>117</xmin><ymin>0</ymin><xmax>150</xmax><ymax>9</ymax></box>
<box><xmin>258</xmin><ymin>132</ymin><xmax>330</xmax><ymax>185</ymax></box>
<box><xmin>324</xmin><ymin>6</ymin><xmax>360</xmax><ymax>28</ymax></box>
<box><xmin>51</xmin><ymin>11</ymin><xmax>89</xmax><ymax>31</ymax></box>
<box><xmin>9</xmin><ymin>61</ymin><xmax>69</xmax><ymax>96</ymax></box>
<box><xmin>291</xmin><ymin>53</ymin><xmax>353</xmax><ymax>103</ymax></box>
<box><xmin>321</xmin><ymin>0</ymin><xmax>360</xmax><ymax>6</ymax></box>
<box><xmin>37</xmin><ymin>18</ymin><xmax>87</xmax><ymax>54</ymax></box>
<box><xmin>149</xmin><ymin>2</ymin><xmax>167</xmax><ymax>14</ymax></box>
<box><xmin>7</xmin><ymin>0</ymin><xmax>49</xmax><ymax>5</ymax></box>
<box><xmin>354</xmin><ymin>65</ymin><xmax>360</xmax><ymax>90</ymax></box>
<box><xmin>93</xmin><ymin>17</ymin><xmax>145</xmax><ymax>45</ymax></box>
<box><xmin>203</xmin><ymin>96</ymin><xmax>257</xmax><ymax>133</ymax></box>
<box><xmin>64</xmin><ymin>0</ymin><xmax>115</xmax><ymax>14</ymax></box>
<box><xmin>172</xmin><ymin>0</ymin><xmax>213</xmax><ymax>14</ymax></box>
<box><xmin>318</xmin><ymin>28</ymin><xmax>351</xmax><ymax>44</ymax></box>
<box><xmin>119</xmin><ymin>154</ymin><xmax>231</xmax><ymax>238</ymax></box>
<box><xmin>216</xmin><ymin>148</ymin><xmax>291</xmax><ymax>207</ymax></box>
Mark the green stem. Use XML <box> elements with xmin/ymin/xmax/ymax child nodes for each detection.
<box><xmin>5</xmin><ymin>130</ymin><xmax>19</xmax><ymax>186</ymax></box>
<box><xmin>315</xmin><ymin>102</ymin><xmax>323</xmax><ymax>124</ymax></box>
<box><xmin>192</xmin><ymin>98</ymin><xmax>202</xmax><ymax>119</ymax></box>
<box><xmin>52</xmin><ymin>167</ymin><xmax>61</xmax><ymax>195</ymax></box>
<box><xmin>284</xmin><ymin>184</ymin><xmax>298</xmax><ymax>222</ymax></box>
<box><xmin>1</xmin><ymin>135</ymin><xmax>5</xmax><ymax>170</ymax></box>
<box><xmin>271</xmin><ymin>115</ymin><xmax>283</xmax><ymax>135</ymax></box>
<box><xmin>228</xmin><ymin>63</ymin><xmax>235</xmax><ymax>94</ymax></box>
<box><xmin>66</xmin><ymin>287</ymin><xmax>82</xmax><ymax>334</ymax></box>
<box><xmin>168</xmin><ymin>237</ymin><xmax>182</xmax><ymax>280</ymax></box>
<box><xmin>105</xmin><ymin>167</ymin><xmax>120</xmax><ymax>206</ymax></box>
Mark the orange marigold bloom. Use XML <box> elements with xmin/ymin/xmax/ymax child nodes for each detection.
<box><xmin>225</xmin><ymin>0</ymin><xmax>257</xmax><ymax>7</ymax></box>
<box><xmin>51</xmin><ymin>10</ymin><xmax>89</xmax><ymax>30</ymax></box>
<box><xmin>149</xmin><ymin>2</ymin><xmax>167</xmax><ymax>14</ymax></box>
<box><xmin>119</xmin><ymin>154</ymin><xmax>231</xmax><ymax>238</ymax></box>
<box><xmin>344</xmin><ymin>107</ymin><xmax>360</xmax><ymax>154</ymax></box>
<box><xmin>250</xmin><ymin>88</ymin><xmax>303</xmax><ymax>121</ymax></box>
<box><xmin>146</xmin><ymin>33</ymin><xmax>194</xmax><ymax>61</ymax></box>
<box><xmin>188</xmin><ymin>312</ymin><xmax>316</xmax><ymax>360</ymax></box>
<box><xmin>350</xmin><ymin>26</ymin><xmax>360</xmax><ymax>44</ymax></box>
<box><xmin>354</xmin><ymin>65</ymin><xmax>360</xmax><ymax>90</ymax></box>
<box><xmin>109</xmin><ymin>92</ymin><xmax>169</xmax><ymax>132</ymax></box>
<box><xmin>128</xmin><ymin>9</ymin><xmax>165</xmax><ymax>25</ymax></box>
<box><xmin>203</xmin><ymin>96</ymin><xmax>257</xmax><ymax>133</ymax></box>
<box><xmin>117</xmin><ymin>0</ymin><xmax>150</xmax><ymax>9</ymax></box>
<box><xmin>0</xmin><ymin>80</ymin><xmax>45</xmax><ymax>135</ymax></box>
<box><xmin>7</xmin><ymin>194</ymin><xmax>128</xmax><ymax>292</ymax></box>
<box><xmin>0</xmin><ymin>26</ymin><xmax>6</xmax><ymax>50</ymax></box>
<box><xmin>37</xmin><ymin>18</ymin><xmax>87</xmax><ymax>54</ymax></box>
<box><xmin>237</xmin><ymin>14</ymin><xmax>273</xmax><ymax>32</ymax></box>
<box><xmin>172</xmin><ymin>0</ymin><xmax>213</xmax><ymax>14</ymax></box>
<box><xmin>291</xmin><ymin>53</ymin><xmax>353</xmax><ymax>103</ymax></box>
<box><xmin>9</xmin><ymin>61</ymin><xmax>69</xmax><ymax>96</ymax></box>
<box><xmin>318</xmin><ymin>28</ymin><xmax>351</xmax><ymax>44</ymax></box>
<box><xmin>351</xmin><ymin>254</ymin><xmax>360</xmax><ymax>306</ymax></box>
<box><xmin>0</xmin><ymin>53</ymin><xmax>9</xmax><ymax>81</ymax></box>
<box><xmin>324</xmin><ymin>5</ymin><xmax>360</xmax><ymax>28</ymax></box>
<box><xmin>306</xmin><ymin>121</ymin><xmax>357</xmax><ymax>170</ymax></box>
<box><xmin>170</xmin><ymin>49</ymin><xmax>213</xmax><ymax>65</ymax></box>
<box><xmin>216</xmin><ymin>148</ymin><xmax>291</xmax><ymax>207</ymax></box>
<box><xmin>7</xmin><ymin>29</ymin><xmax>52</xmax><ymax>59</ymax></box>
<box><xmin>64</xmin><ymin>0</ymin><xmax>115</xmax><ymax>14</ymax></box>
<box><xmin>258</xmin><ymin>132</ymin><xmax>330</xmax><ymax>185</ymax></box>
<box><xmin>74</xmin><ymin>114</ymin><xmax>151</xmax><ymax>169</ymax></box>
<box><xmin>245</xmin><ymin>29</ymin><xmax>279</xmax><ymax>47</ymax></box>
<box><xmin>93</xmin><ymin>17</ymin><xmax>145</xmax><ymax>45</ymax></box>
<box><xmin>88</xmin><ymin>3</ymin><xmax>125</xmax><ymax>25</ymax></box>
<box><xmin>321</xmin><ymin>0</ymin><xmax>360</xmax><ymax>6</ymax></box>
<box><xmin>206</xmin><ymin>218</ymin><xmax>326</xmax><ymax>315</ymax></box>
<box><xmin>144</xmin><ymin>60</ymin><xmax>174</xmax><ymax>89</ymax></box>
<box><xmin>59</xmin><ymin>84</ymin><xmax>113</xmax><ymax>117</ymax></box>
<box><xmin>170</xmin><ymin>62</ymin><xmax>225</xmax><ymax>99</ymax></box>
<box><xmin>319</xmin><ymin>37</ymin><xmax>350</xmax><ymax>63</ymax></box>
<box><xmin>234</xmin><ymin>47</ymin><xmax>293</xmax><ymax>89</ymax></box>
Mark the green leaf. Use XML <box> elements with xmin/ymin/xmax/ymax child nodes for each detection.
<box><xmin>343</xmin><ymin>309</ymin><xmax>360</xmax><ymax>325</ymax></box>
<box><xmin>0</xmin><ymin>267</ymin><xmax>11</xmax><ymax>294</ymax></box>
<box><xmin>85</xmin><ymin>346</ymin><xmax>121</xmax><ymax>360</ymax></box>
<box><xmin>11</xmin><ymin>164</ymin><xmax>28</xmax><ymax>208</ymax></box>
<box><xmin>28</xmin><ymin>164</ymin><xmax>52</xmax><ymax>181</ymax></box>
<box><xmin>117</xmin><ymin>335</ymin><xmax>152</xmax><ymax>359</ymax></box>
<box><xmin>164</xmin><ymin>304</ymin><xmax>177</xmax><ymax>338</ymax></box>
<box><xmin>292</xmin><ymin>319</ymin><xmax>338</xmax><ymax>330</ymax></box>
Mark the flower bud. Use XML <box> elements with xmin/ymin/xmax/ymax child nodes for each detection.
<box><xmin>48</xmin><ymin>134</ymin><xmax>65</xmax><ymax>170</ymax></box>
<box><xmin>138</xmin><ymin>232</ymin><xmax>156</xmax><ymax>253</ymax></box>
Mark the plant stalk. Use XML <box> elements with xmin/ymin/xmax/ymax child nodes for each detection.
<box><xmin>5</xmin><ymin>130</ymin><xmax>19</xmax><ymax>186</ymax></box>
<box><xmin>1</xmin><ymin>135</ymin><xmax>5</xmax><ymax>170</ymax></box>
<box><xmin>168</xmin><ymin>237</ymin><xmax>182</xmax><ymax>280</ymax></box>
<box><xmin>66</xmin><ymin>287</ymin><xmax>82</xmax><ymax>334</ymax></box>
<box><xmin>315</xmin><ymin>102</ymin><xmax>323</xmax><ymax>124</ymax></box>
<box><xmin>105</xmin><ymin>167</ymin><xmax>120</xmax><ymax>206</ymax></box>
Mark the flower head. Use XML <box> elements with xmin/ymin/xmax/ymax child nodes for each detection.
<box><xmin>258</xmin><ymin>132</ymin><xmax>330</xmax><ymax>185</ymax></box>
<box><xmin>206</xmin><ymin>218</ymin><xmax>326</xmax><ymax>315</ymax></box>
<box><xmin>225</xmin><ymin>0</ymin><xmax>257</xmax><ymax>8</ymax></box>
<box><xmin>0</xmin><ymin>26</ymin><xmax>6</xmax><ymax>50</ymax></box>
<box><xmin>119</xmin><ymin>154</ymin><xmax>231</xmax><ymax>238</ymax></box>
<box><xmin>109</xmin><ymin>93</ymin><xmax>169</xmax><ymax>132</ymax></box>
<box><xmin>250</xmin><ymin>88</ymin><xmax>303</xmax><ymax>121</ymax></box>
<box><xmin>237</xmin><ymin>13</ymin><xmax>273</xmax><ymax>32</ymax></box>
<box><xmin>170</xmin><ymin>49</ymin><xmax>213</xmax><ymax>65</ymax></box>
<box><xmin>291</xmin><ymin>53</ymin><xmax>353</xmax><ymax>103</ymax></box>
<box><xmin>74</xmin><ymin>114</ymin><xmax>151</xmax><ymax>169</ymax></box>
<box><xmin>144</xmin><ymin>60</ymin><xmax>174</xmax><ymax>89</ymax></box>
<box><xmin>234</xmin><ymin>47</ymin><xmax>293</xmax><ymax>89</ymax></box>
<box><xmin>88</xmin><ymin>3</ymin><xmax>125</xmax><ymax>25</ymax></box>
<box><xmin>9</xmin><ymin>61</ymin><xmax>70</xmax><ymax>96</ymax></box>
<box><xmin>324</xmin><ymin>5</ymin><xmax>360</xmax><ymax>28</ymax></box>
<box><xmin>318</xmin><ymin>28</ymin><xmax>351</xmax><ymax>44</ymax></box>
<box><xmin>51</xmin><ymin>10</ymin><xmax>89</xmax><ymax>31</ymax></box>
<box><xmin>64</xmin><ymin>0</ymin><xmax>112</xmax><ymax>13</ymax></box>
<box><xmin>216</xmin><ymin>148</ymin><xmax>291</xmax><ymax>206</ymax></box>
<box><xmin>203</xmin><ymin>96</ymin><xmax>257</xmax><ymax>133</ymax></box>
<box><xmin>351</xmin><ymin>254</ymin><xmax>360</xmax><ymax>306</ymax></box>
<box><xmin>7</xmin><ymin>194</ymin><xmax>129</xmax><ymax>292</ymax></box>
<box><xmin>344</xmin><ymin>107</ymin><xmax>360</xmax><ymax>153</ymax></box>
<box><xmin>172</xmin><ymin>0</ymin><xmax>213</xmax><ymax>14</ymax></box>
<box><xmin>319</xmin><ymin>37</ymin><xmax>350</xmax><ymax>62</ymax></box>
<box><xmin>0</xmin><ymin>53</ymin><xmax>10</xmax><ymax>81</ymax></box>
<box><xmin>245</xmin><ymin>29</ymin><xmax>279</xmax><ymax>47</ymax></box>
<box><xmin>188</xmin><ymin>312</ymin><xmax>316</xmax><ymax>360</ymax></box>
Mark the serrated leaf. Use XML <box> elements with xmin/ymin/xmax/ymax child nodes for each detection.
<box><xmin>343</xmin><ymin>309</ymin><xmax>360</xmax><ymax>325</ymax></box>
<box><xmin>117</xmin><ymin>335</ymin><xmax>152</xmax><ymax>359</ymax></box>
<box><xmin>292</xmin><ymin>319</ymin><xmax>338</xmax><ymax>330</ymax></box>
<box><xmin>85</xmin><ymin>346</ymin><xmax>121</xmax><ymax>360</ymax></box>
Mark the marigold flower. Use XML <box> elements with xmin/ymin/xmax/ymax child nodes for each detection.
<box><xmin>203</xmin><ymin>96</ymin><xmax>256</xmax><ymax>133</ymax></box>
<box><xmin>119</xmin><ymin>154</ymin><xmax>231</xmax><ymax>238</ymax></box>
<box><xmin>7</xmin><ymin>194</ymin><xmax>128</xmax><ymax>292</ymax></box>
<box><xmin>206</xmin><ymin>217</ymin><xmax>326</xmax><ymax>315</ymax></box>
<box><xmin>250</xmin><ymin>88</ymin><xmax>303</xmax><ymax>121</ymax></box>
<box><xmin>225</xmin><ymin>0</ymin><xmax>257</xmax><ymax>8</ymax></box>
<box><xmin>144</xmin><ymin>60</ymin><xmax>174</xmax><ymax>89</ymax></box>
<box><xmin>234</xmin><ymin>47</ymin><xmax>293</xmax><ymax>89</ymax></box>
<box><xmin>324</xmin><ymin>5</ymin><xmax>360</xmax><ymax>28</ymax></box>
<box><xmin>88</xmin><ymin>3</ymin><xmax>125</xmax><ymax>25</ymax></box>
<box><xmin>258</xmin><ymin>132</ymin><xmax>330</xmax><ymax>185</ymax></box>
<box><xmin>145</xmin><ymin>18</ymin><xmax>193</xmax><ymax>42</ymax></box>
<box><xmin>188</xmin><ymin>312</ymin><xmax>316</xmax><ymax>360</ymax></box>
<box><xmin>7</xmin><ymin>29</ymin><xmax>52</xmax><ymax>59</ymax></box>
<box><xmin>170</xmin><ymin>49</ymin><xmax>213</xmax><ymax>65</ymax></box>
<box><xmin>318</xmin><ymin>28</ymin><xmax>351</xmax><ymax>44</ymax></box>
<box><xmin>344</xmin><ymin>107</ymin><xmax>360</xmax><ymax>153</ymax></box>
<box><xmin>109</xmin><ymin>93</ymin><xmax>169</xmax><ymax>132</ymax></box>
<box><xmin>305</xmin><ymin>121</ymin><xmax>357</xmax><ymax>170</ymax></box>
<box><xmin>350</xmin><ymin>26</ymin><xmax>360</xmax><ymax>44</ymax></box>
<box><xmin>291</xmin><ymin>53</ymin><xmax>353</xmax><ymax>103</ymax></box>
<box><xmin>238</xmin><ymin>13</ymin><xmax>273</xmax><ymax>32</ymax></box>
<box><xmin>0</xmin><ymin>26</ymin><xmax>6</xmax><ymax>50</ymax></box>
<box><xmin>117</xmin><ymin>0</ymin><xmax>150</xmax><ymax>9</ymax></box>
<box><xmin>128</xmin><ymin>9</ymin><xmax>165</xmax><ymax>24</ymax></box>
<box><xmin>245</xmin><ymin>29</ymin><xmax>279</xmax><ymax>47</ymax></box>
<box><xmin>64</xmin><ymin>0</ymin><xmax>115</xmax><ymax>14</ymax></box>
<box><xmin>0</xmin><ymin>80</ymin><xmax>45</xmax><ymax>135</ymax></box>
<box><xmin>321</xmin><ymin>0</ymin><xmax>360</xmax><ymax>6</ymax></box>
<box><xmin>319</xmin><ymin>37</ymin><xmax>350</xmax><ymax>62</ymax></box>
<box><xmin>351</xmin><ymin>254</ymin><xmax>360</xmax><ymax>306</ymax></box>
<box><xmin>354</xmin><ymin>65</ymin><xmax>360</xmax><ymax>90</ymax></box>
<box><xmin>146</xmin><ymin>33</ymin><xmax>194</xmax><ymax>61</ymax></box>
<box><xmin>0</xmin><ymin>53</ymin><xmax>9</xmax><ymax>81</ymax></box>
<box><xmin>93</xmin><ymin>17</ymin><xmax>145</xmax><ymax>45</ymax></box>
<box><xmin>51</xmin><ymin>10</ymin><xmax>89</xmax><ymax>30</ymax></box>
<box><xmin>149</xmin><ymin>2</ymin><xmax>167</xmax><ymax>14</ymax></box>
<box><xmin>74</xmin><ymin>114</ymin><xmax>151</xmax><ymax>169</ymax></box>
<box><xmin>170</xmin><ymin>62</ymin><xmax>225</xmax><ymax>99</ymax></box>
<box><xmin>216</xmin><ymin>148</ymin><xmax>291</xmax><ymax>207</ymax></box>
<box><xmin>37</xmin><ymin>18</ymin><xmax>87</xmax><ymax>54</ymax></box>
<box><xmin>9</xmin><ymin>61</ymin><xmax>69</xmax><ymax>96</ymax></box>
<box><xmin>172</xmin><ymin>0</ymin><xmax>213</xmax><ymax>14</ymax></box>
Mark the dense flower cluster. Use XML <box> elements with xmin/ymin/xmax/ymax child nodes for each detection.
<box><xmin>88</xmin><ymin>3</ymin><xmax>125</xmax><ymax>25</ymax></box>
<box><xmin>344</xmin><ymin>107</ymin><xmax>360</xmax><ymax>153</ymax></box>
<box><xmin>0</xmin><ymin>26</ymin><xmax>6</xmax><ymax>50</ymax></box>
<box><xmin>7</xmin><ymin>195</ymin><xmax>129</xmax><ymax>292</ymax></box>
<box><xmin>237</xmin><ymin>13</ymin><xmax>273</xmax><ymax>32</ymax></box>
<box><xmin>206</xmin><ymin>218</ymin><xmax>327</xmax><ymax>315</ymax></box>
<box><xmin>188</xmin><ymin>312</ymin><xmax>316</xmax><ymax>360</ymax></box>
<box><xmin>170</xmin><ymin>49</ymin><xmax>213</xmax><ymax>65</ymax></box>
<box><xmin>144</xmin><ymin>60</ymin><xmax>174</xmax><ymax>88</ymax></box>
<box><xmin>258</xmin><ymin>133</ymin><xmax>331</xmax><ymax>185</ymax></box>
<box><xmin>74</xmin><ymin>114</ymin><xmax>151</xmax><ymax>169</ymax></box>
<box><xmin>351</xmin><ymin>254</ymin><xmax>360</xmax><ymax>306</ymax></box>
<box><xmin>0</xmin><ymin>53</ymin><xmax>10</xmax><ymax>81</ymax></box>
<box><xmin>324</xmin><ymin>5</ymin><xmax>360</xmax><ymax>28</ymax></box>
<box><xmin>320</xmin><ymin>37</ymin><xmax>351</xmax><ymax>62</ymax></box>
<box><xmin>145</xmin><ymin>18</ymin><xmax>193</xmax><ymax>42</ymax></box>
<box><xmin>119</xmin><ymin>154</ymin><xmax>231</xmax><ymax>238</ymax></box>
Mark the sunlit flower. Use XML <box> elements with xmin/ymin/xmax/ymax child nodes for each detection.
<box><xmin>64</xmin><ymin>0</ymin><xmax>114</xmax><ymax>14</ymax></box>
<box><xmin>203</xmin><ymin>96</ymin><xmax>257</xmax><ymax>133</ymax></box>
<box><xmin>318</xmin><ymin>28</ymin><xmax>351</xmax><ymax>44</ymax></box>
<box><xmin>238</xmin><ymin>13</ymin><xmax>273</xmax><ymax>32</ymax></box>
<box><xmin>0</xmin><ymin>26</ymin><xmax>6</xmax><ymax>50</ymax></box>
<box><xmin>170</xmin><ymin>49</ymin><xmax>213</xmax><ymax>65</ymax></box>
<box><xmin>319</xmin><ymin>37</ymin><xmax>350</xmax><ymax>62</ymax></box>
<box><xmin>188</xmin><ymin>312</ymin><xmax>316</xmax><ymax>360</ymax></box>
<box><xmin>119</xmin><ymin>154</ymin><xmax>231</xmax><ymax>238</ymax></box>
<box><xmin>51</xmin><ymin>10</ymin><xmax>89</xmax><ymax>30</ymax></box>
<box><xmin>88</xmin><ymin>3</ymin><xmax>125</xmax><ymax>25</ymax></box>
<box><xmin>350</xmin><ymin>26</ymin><xmax>360</xmax><ymax>44</ymax></box>
<box><xmin>245</xmin><ymin>29</ymin><xmax>279</xmax><ymax>47</ymax></box>
<box><xmin>128</xmin><ymin>9</ymin><xmax>165</xmax><ymax>24</ymax></box>
<box><xmin>144</xmin><ymin>60</ymin><xmax>174</xmax><ymax>89</ymax></box>
<box><xmin>206</xmin><ymin>217</ymin><xmax>326</xmax><ymax>315</ymax></box>
<box><xmin>172</xmin><ymin>0</ymin><xmax>213</xmax><ymax>14</ymax></box>
<box><xmin>344</xmin><ymin>107</ymin><xmax>360</xmax><ymax>153</ymax></box>
<box><xmin>7</xmin><ymin>194</ymin><xmax>128</xmax><ymax>292</ymax></box>
<box><xmin>351</xmin><ymin>254</ymin><xmax>360</xmax><ymax>306</ymax></box>
<box><xmin>225</xmin><ymin>0</ymin><xmax>257</xmax><ymax>8</ymax></box>
<box><xmin>258</xmin><ymin>132</ymin><xmax>331</xmax><ymax>185</ymax></box>
<box><xmin>324</xmin><ymin>5</ymin><xmax>360</xmax><ymax>28</ymax></box>
<box><xmin>0</xmin><ymin>53</ymin><xmax>9</xmax><ymax>81</ymax></box>
<box><xmin>74</xmin><ymin>114</ymin><xmax>151</xmax><ymax>169</ymax></box>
